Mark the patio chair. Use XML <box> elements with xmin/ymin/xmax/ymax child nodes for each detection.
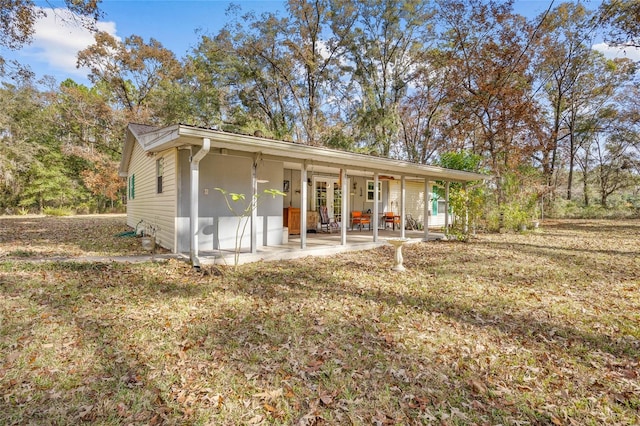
<box><xmin>319</xmin><ymin>206</ymin><xmax>332</xmax><ymax>233</ymax></box>
<box><xmin>350</xmin><ymin>211</ymin><xmax>371</xmax><ymax>231</ymax></box>
<box><xmin>384</xmin><ymin>212</ymin><xmax>400</xmax><ymax>230</ymax></box>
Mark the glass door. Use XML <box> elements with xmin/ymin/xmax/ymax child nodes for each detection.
<box><xmin>333</xmin><ymin>181</ymin><xmax>342</xmax><ymax>226</ymax></box>
<box><xmin>314</xmin><ymin>177</ymin><xmax>342</xmax><ymax>227</ymax></box>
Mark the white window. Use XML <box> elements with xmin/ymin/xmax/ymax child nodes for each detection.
<box><xmin>366</xmin><ymin>180</ymin><xmax>381</xmax><ymax>202</ymax></box>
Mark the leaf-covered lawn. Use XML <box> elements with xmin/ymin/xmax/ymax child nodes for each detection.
<box><xmin>1</xmin><ymin>216</ymin><xmax>639</xmax><ymax>425</ymax></box>
<box><xmin>0</xmin><ymin>215</ymin><xmax>144</xmax><ymax>259</ymax></box>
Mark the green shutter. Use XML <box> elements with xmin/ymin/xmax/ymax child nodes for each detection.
<box><xmin>131</xmin><ymin>174</ymin><xmax>135</xmax><ymax>199</ymax></box>
<box><xmin>432</xmin><ymin>196</ymin><xmax>438</xmax><ymax>215</ymax></box>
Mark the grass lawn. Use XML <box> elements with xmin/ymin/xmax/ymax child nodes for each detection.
<box><xmin>1</xmin><ymin>215</ymin><xmax>639</xmax><ymax>425</ymax></box>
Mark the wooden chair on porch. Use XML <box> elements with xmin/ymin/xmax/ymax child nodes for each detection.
<box><xmin>350</xmin><ymin>211</ymin><xmax>371</xmax><ymax>231</ymax></box>
<box><xmin>319</xmin><ymin>206</ymin><xmax>332</xmax><ymax>233</ymax></box>
<box><xmin>384</xmin><ymin>212</ymin><xmax>401</xmax><ymax>230</ymax></box>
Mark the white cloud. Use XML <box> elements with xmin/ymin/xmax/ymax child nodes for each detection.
<box><xmin>22</xmin><ymin>7</ymin><xmax>119</xmax><ymax>77</ymax></box>
<box><xmin>593</xmin><ymin>42</ymin><xmax>640</xmax><ymax>62</ymax></box>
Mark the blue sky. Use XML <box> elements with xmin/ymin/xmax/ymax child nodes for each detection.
<box><xmin>3</xmin><ymin>0</ymin><xmax>284</xmax><ymax>84</ymax></box>
<box><xmin>2</xmin><ymin>0</ymin><xmax>637</xmax><ymax>86</ymax></box>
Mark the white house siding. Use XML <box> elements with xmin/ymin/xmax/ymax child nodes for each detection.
<box><xmin>388</xmin><ymin>180</ymin><xmax>449</xmax><ymax>228</ymax></box>
<box><xmin>191</xmin><ymin>153</ymin><xmax>283</xmax><ymax>251</ymax></box>
<box><xmin>387</xmin><ymin>180</ymin><xmax>424</xmax><ymax>224</ymax></box>
<box><xmin>126</xmin><ymin>142</ymin><xmax>177</xmax><ymax>251</ymax></box>
<box><xmin>388</xmin><ymin>180</ymin><xmax>401</xmax><ymax>216</ymax></box>
<box><xmin>282</xmin><ymin>171</ymin><xmax>385</xmax><ymax>215</ymax></box>
<box><xmin>405</xmin><ymin>181</ymin><xmax>425</xmax><ymax>225</ymax></box>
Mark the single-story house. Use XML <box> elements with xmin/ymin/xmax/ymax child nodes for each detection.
<box><xmin>118</xmin><ymin>123</ymin><xmax>487</xmax><ymax>265</ymax></box>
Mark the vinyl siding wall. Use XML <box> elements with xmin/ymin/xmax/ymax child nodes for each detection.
<box><xmin>174</xmin><ymin>153</ymin><xmax>284</xmax><ymax>252</ymax></box>
<box><xmin>282</xmin><ymin>172</ymin><xmax>386</xmax><ymax>216</ymax></box>
<box><xmin>405</xmin><ymin>181</ymin><xmax>426</xmax><ymax>225</ymax></box>
<box><xmin>126</xmin><ymin>141</ymin><xmax>177</xmax><ymax>251</ymax></box>
<box><xmin>388</xmin><ymin>180</ymin><xmax>448</xmax><ymax>228</ymax></box>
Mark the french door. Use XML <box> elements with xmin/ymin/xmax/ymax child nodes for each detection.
<box><xmin>314</xmin><ymin>177</ymin><xmax>343</xmax><ymax>227</ymax></box>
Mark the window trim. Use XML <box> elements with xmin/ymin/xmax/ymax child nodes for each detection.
<box><xmin>156</xmin><ymin>158</ymin><xmax>164</xmax><ymax>194</ymax></box>
<box><xmin>365</xmin><ymin>180</ymin><xmax>381</xmax><ymax>202</ymax></box>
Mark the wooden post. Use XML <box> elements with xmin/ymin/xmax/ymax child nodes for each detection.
<box><xmin>373</xmin><ymin>173</ymin><xmax>379</xmax><ymax>242</ymax></box>
<box><xmin>423</xmin><ymin>179</ymin><xmax>430</xmax><ymax>242</ymax></box>
<box><xmin>300</xmin><ymin>162</ymin><xmax>308</xmax><ymax>249</ymax></box>
<box><xmin>444</xmin><ymin>181</ymin><xmax>450</xmax><ymax>232</ymax></box>
<box><xmin>341</xmin><ymin>169</ymin><xmax>347</xmax><ymax>246</ymax></box>
<box><xmin>400</xmin><ymin>175</ymin><xmax>406</xmax><ymax>238</ymax></box>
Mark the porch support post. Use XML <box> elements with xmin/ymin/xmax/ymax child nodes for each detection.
<box><xmin>300</xmin><ymin>162</ymin><xmax>308</xmax><ymax>249</ymax></box>
<box><xmin>423</xmin><ymin>179</ymin><xmax>430</xmax><ymax>241</ymax></box>
<box><xmin>373</xmin><ymin>172</ymin><xmax>379</xmax><ymax>242</ymax></box>
<box><xmin>190</xmin><ymin>138</ymin><xmax>210</xmax><ymax>267</ymax></box>
<box><xmin>445</xmin><ymin>181</ymin><xmax>450</xmax><ymax>231</ymax></box>
<box><xmin>340</xmin><ymin>169</ymin><xmax>347</xmax><ymax>246</ymax></box>
<box><xmin>400</xmin><ymin>175</ymin><xmax>406</xmax><ymax>239</ymax></box>
<box><xmin>250</xmin><ymin>154</ymin><xmax>258</xmax><ymax>254</ymax></box>
<box><xmin>463</xmin><ymin>182</ymin><xmax>469</xmax><ymax>234</ymax></box>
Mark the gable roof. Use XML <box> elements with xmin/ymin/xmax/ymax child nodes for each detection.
<box><xmin>119</xmin><ymin>123</ymin><xmax>489</xmax><ymax>183</ymax></box>
<box><xmin>118</xmin><ymin>124</ymin><xmax>160</xmax><ymax>177</ymax></box>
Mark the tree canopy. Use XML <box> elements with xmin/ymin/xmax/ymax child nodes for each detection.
<box><xmin>0</xmin><ymin>0</ymin><xmax>639</xmax><ymax>217</ymax></box>
<box><xmin>0</xmin><ymin>0</ymin><xmax>100</xmax><ymax>76</ymax></box>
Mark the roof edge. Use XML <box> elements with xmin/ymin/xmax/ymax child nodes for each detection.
<box><xmin>125</xmin><ymin>123</ymin><xmax>491</xmax><ymax>182</ymax></box>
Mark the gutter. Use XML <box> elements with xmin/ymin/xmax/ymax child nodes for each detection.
<box><xmin>190</xmin><ymin>138</ymin><xmax>211</xmax><ymax>268</ymax></box>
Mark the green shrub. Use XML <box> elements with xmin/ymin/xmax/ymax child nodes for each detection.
<box><xmin>580</xmin><ymin>205</ymin><xmax>607</xmax><ymax>219</ymax></box>
<box><xmin>8</xmin><ymin>249</ymin><xmax>36</xmax><ymax>257</ymax></box>
<box><xmin>75</xmin><ymin>203</ymin><xmax>91</xmax><ymax>215</ymax></box>
<box><xmin>548</xmin><ymin>196</ymin><xmax>639</xmax><ymax>219</ymax></box>
<box><xmin>43</xmin><ymin>207</ymin><xmax>74</xmax><ymax>217</ymax></box>
<box><xmin>548</xmin><ymin>198</ymin><xmax>581</xmax><ymax>218</ymax></box>
<box><xmin>485</xmin><ymin>202</ymin><xmax>532</xmax><ymax>232</ymax></box>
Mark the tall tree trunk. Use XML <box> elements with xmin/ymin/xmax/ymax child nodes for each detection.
<box><xmin>583</xmin><ymin>169</ymin><xmax>589</xmax><ymax>206</ymax></box>
<box><xmin>582</xmin><ymin>149</ymin><xmax>590</xmax><ymax>206</ymax></box>
<box><xmin>548</xmin><ymin>91</ymin><xmax>562</xmax><ymax>189</ymax></box>
<box><xmin>567</xmin><ymin>132</ymin><xmax>575</xmax><ymax>200</ymax></box>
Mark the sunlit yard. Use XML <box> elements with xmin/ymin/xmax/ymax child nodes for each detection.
<box><xmin>1</xmin><ymin>216</ymin><xmax>639</xmax><ymax>424</ymax></box>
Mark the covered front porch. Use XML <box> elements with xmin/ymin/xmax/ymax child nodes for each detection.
<box><xmin>172</xmin><ymin>128</ymin><xmax>484</xmax><ymax>266</ymax></box>
<box><xmin>123</xmin><ymin>124</ymin><xmax>487</xmax><ymax>265</ymax></box>
<box><xmin>195</xmin><ymin>228</ymin><xmax>446</xmax><ymax>266</ymax></box>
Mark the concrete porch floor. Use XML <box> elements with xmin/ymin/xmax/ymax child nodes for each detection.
<box><xmin>196</xmin><ymin>228</ymin><xmax>446</xmax><ymax>266</ymax></box>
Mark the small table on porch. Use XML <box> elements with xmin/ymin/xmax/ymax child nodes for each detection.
<box><xmin>382</xmin><ymin>214</ymin><xmax>401</xmax><ymax>231</ymax></box>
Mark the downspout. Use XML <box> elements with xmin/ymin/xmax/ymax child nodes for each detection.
<box><xmin>251</xmin><ymin>153</ymin><xmax>259</xmax><ymax>254</ymax></box>
<box><xmin>190</xmin><ymin>138</ymin><xmax>211</xmax><ymax>267</ymax></box>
